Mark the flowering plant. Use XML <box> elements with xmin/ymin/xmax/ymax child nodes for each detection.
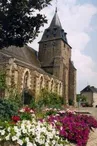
<box><xmin>11</xmin><ymin>106</ymin><xmax>35</xmax><ymax>122</ymax></box>
<box><xmin>0</xmin><ymin>116</ymin><xmax>70</xmax><ymax>146</ymax></box>
<box><xmin>1</xmin><ymin>106</ymin><xmax>97</xmax><ymax>146</ymax></box>
<box><xmin>46</xmin><ymin>110</ymin><xmax>97</xmax><ymax>146</ymax></box>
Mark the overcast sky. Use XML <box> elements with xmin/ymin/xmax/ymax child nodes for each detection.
<box><xmin>28</xmin><ymin>0</ymin><xmax>97</xmax><ymax>93</ymax></box>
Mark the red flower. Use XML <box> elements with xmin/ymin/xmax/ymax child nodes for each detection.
<box><xmin>24</xmin><ymin>107</ymin><xmax>31</xmax><ymax>113</ymax></box>
<box><xmin>12</xmin><ymin>115</ymin><xmax>20</xmax><ymax>123</ymax></box>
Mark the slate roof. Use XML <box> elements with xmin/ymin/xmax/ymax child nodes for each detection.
<box><xmin>81</xmin><ymin>85</ymin><xmax>97</xmax><ymax>93</ymax></box>
<box><xmin>0</xmin><ymin>45</ymin><xmax>41</xmax><ymax>68</ymax></box>
<box><xmin>0</xmin><ymin>52</ymin><xmax>11</xmax><ymax>63</ymax></box>
<box><xmin>0</xmin><ymin>46</ymin><xmax>61</xmax><ymax>80</ymax></box>
<box><xmin>50</xmin><ymin>9</ymin><xmax>62</xmax><ymax>29</ymax></box>
<box><xmin>40</xmin><ymin>10</ymin><xmax>70</xmax><ymax>46</ymax></box>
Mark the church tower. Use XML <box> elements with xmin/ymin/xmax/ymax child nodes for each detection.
<box><xmin>38</xmin><ymin>10</ymin><xmax>76</xmax><ymax>105</ymax></box>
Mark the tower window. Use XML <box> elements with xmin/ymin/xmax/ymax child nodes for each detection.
<box><xmin>44</xmin><ymin>44</ymin><xmax>47</xmax><ymax>48</ymax></box>
<box><xmin>52</xmin><ymin>28</ymin><xmax>57</xmax><ymax>37</ymax></box>
<box><xmin>46</xmin><ymin>29</ymin><xmax>50</xmax><ymax>38</ymax></box>
<box><xmin>23</xmin><ymin>71</ymin><xmax>29</xmax><ymax>89</ymax></box>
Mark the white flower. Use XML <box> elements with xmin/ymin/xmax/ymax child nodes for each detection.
<box><xmin>45</xmin><ymin>142</ymin><xmax>49</xmax><ymax>146</ymax></box>
<box><xmin>14</xmin><ymin>126</ymin><xmax>19</xmax><ymax>132</ymax></box>
<box><xmin>19</xmin><ymin>109</ymin><xmax>25</xmax><ymax>113</ymax></box>
<box><xmin>25</xmin><ymin>137</ymin><xmax>29</xmax><ymax>143</ymax></box>
<box><xmin>52</xmin><ymin>140</ymin><xmax>56</xmax><ymax>145</ymax></box>
<box><xmin>27</xmin><ymin>142</ymin><xmax>33</xmax><ymax>146</ymax></box>
<box><xmin>5</xmin><ymin>134</ymin><xmax>10</xmax><ymax>140</ymax></box>
<box><xmin>0</xmin><ymin>113</ymin><xmax>70</xmax><ymax>146</ymax></box>
<box><xmin>1</xmin><ymin>130</ymin><xmax>5</xmax><ymax>135</ymax></box>
<box><xmin>7</xmin><ymin>127</ymin><xmax>11</xmax><ymax>132</ymax></box>
<box><xmin>17</xmin><ymin>139</ymin><xmax>23</xmax><ymax>145</ymax></box>
<box><xmin>12</xmin><ymin>136</ymin><xmax>18</xmax><ymax>141</ymax></box>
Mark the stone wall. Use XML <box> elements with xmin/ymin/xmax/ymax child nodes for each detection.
<box><xmin>93</xmin><ymin>93</ymin><xmax>97</xmax><ymax>107</ymax></box>
<box><xmin>81</xmin><ymin>92</ymin><xmax>93</xmax><ymax>106</ymax></box>
<box><xmin>3</xmin><ymin>59</ymin><xmax>63</xmax><ymax>101</ymax></box>
<box><xmin>39</xmin><ymin>38</ymin><xmax>76</xmax><ymax>105</ymax></box>
<box><xmin>69</xmin><ymin>61</ymin><xmax>76</xmax><ymax>106</ymax></box>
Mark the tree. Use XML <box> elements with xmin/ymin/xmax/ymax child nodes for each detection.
<box><xmin>0</xmin><ymin>0</ymin><xmax>52</xmax><ymax>48</ymax></box>
<box><xmin>76</xmin><ymin>94</ymin><xmax>87</xmax><ymax>102</ymax></box>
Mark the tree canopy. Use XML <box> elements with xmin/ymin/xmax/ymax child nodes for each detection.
<box><xmin>0</xmin><ymin>0</ymin><xmax>52</xmax><ymax>48</ymax></box>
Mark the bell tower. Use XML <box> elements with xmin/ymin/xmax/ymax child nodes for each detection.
<box><xmin>38</xmin><ymin>10</ymin><xmax>76</xmax><ymax>105</ymax></box>
<box><xmin>38</xmin><ymin>10</ymin><xmax>69</xmax><ymax>78</ymax></box>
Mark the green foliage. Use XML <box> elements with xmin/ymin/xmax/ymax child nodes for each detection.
<box><xmin>0</xmin><ymin>0</ymin><xmax>52</xmax><ymax>48</ymax></box>
<box><xmin>69</xmin><ymin>99</ymin><xmax>73</xmax><ymax>105</ymax></box>
<box><xmin>44</xmin><ymin>109</ymin><xmax>58</xmax><ymax>117</ymax></box>
<box><xmin>36</xmin><ymin>89</ymin><xmax>64</xmax><ymax>108</ymax></box>
<box><xmin>8</xmin><ymin>92</ymin><xmax>23</xmax><ymax>108</ymax></box>
<box><xmin>0</xmin><ymin>71</ymin><xmax>6</xmax><ymax>90</ymax></box>
<box><xmin>0</xmin><ymin>98</ymin><xmax>19</xmax><ymax>121</ymax></box>
<box><xmin>76</xmin><ymin>94</ymin><xmax>87</xmax><ymax>102</ymax></box>
<box><xmin>30</xmin><ymin>98</ymin><xmax>38</xmax><ymax>109</ymax></box>
<box><xmin>23</xmin><ymin>89</ymin><xmax>34</xmax><ymax>105</ymax></box>
<box><xmin>20</xmin><ymin>112</ymin><xmax>32</xmax><ymax>121</ymax></box>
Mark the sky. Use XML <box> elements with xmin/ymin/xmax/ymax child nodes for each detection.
<box><xmin>28</xmin><ymin>0</ymin><xmax>97</xmax><ymax>93</ymax></box>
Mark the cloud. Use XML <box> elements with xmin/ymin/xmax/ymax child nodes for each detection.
<box><xmin>29</xmin><ymin>0</ymin><xmax>97</xmax><ymax>93</ymax></box>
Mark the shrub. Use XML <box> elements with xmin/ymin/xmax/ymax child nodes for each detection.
<box><xmin>37</xmin><ymin>89</ymin><xmax>64</xmax><ymax>108</ymax></box>
<box><xmin>0</xmin><ymin>98</ymin><xmax>19</xmax><ymax>121</ymax></box>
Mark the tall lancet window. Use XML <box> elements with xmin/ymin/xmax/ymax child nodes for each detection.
<box><xmin>24</xmin><ymin>71</ymin><xmax>29</xmax><ymax>90</ymax></box>
<box><xmin>40</xmin><ymin>76</ymin><xmax>44</xmax><ymax>90</ymax></box>
<box><xmin>23</xmin><ymin>71</ymin><xmax>32</xmax><ymax>105</ymax></box>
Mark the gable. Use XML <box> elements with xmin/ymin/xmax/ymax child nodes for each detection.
<box><xmin>81</xmin><ymin>85</ymin><xmax>97</xmax><ymax>93</ymax></box>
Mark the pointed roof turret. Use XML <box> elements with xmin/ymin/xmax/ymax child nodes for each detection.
<box><xmin>49</xmin><ymin>9</ymin><xmax>62</xmax><ymax>29</ymax></box>
<box><xmin>39</xmin><ymin>10</ymin><xmax>69</xmax><ymax>45</ymax></box>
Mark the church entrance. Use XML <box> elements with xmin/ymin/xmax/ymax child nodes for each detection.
<box><xmin>22</xmin><ymin>71</ymin><xmax>34</xmax><ymax>105</ymax></box>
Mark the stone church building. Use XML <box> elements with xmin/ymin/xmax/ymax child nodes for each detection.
<box><xmin>0</xmin><ymin>11</ymin><xmax>76</xmax><ymax>105</ymax></box>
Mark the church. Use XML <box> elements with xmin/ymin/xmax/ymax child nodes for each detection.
<box><xmin>0</xmin><ymin>10</ymin><xmax>76</xmax><ymax>106</ymax></box>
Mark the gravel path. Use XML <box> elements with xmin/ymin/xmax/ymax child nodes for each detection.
<box><xmin>86</xmin><ymin>129</ymin><xmax>97</xmax><ymax>146</ymax></box>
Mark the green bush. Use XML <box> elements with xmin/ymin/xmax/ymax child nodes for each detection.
<box><xmin>76</xmin><ymin>94</ymin><xmax>87</xmax><ymax>102</ymax></box>
<box><xmin>37</xmin><ymin>89</ymin><xmax>64</xmax><ymax>108</ymax></box>
<box><xmin>0</xmin><ymin>98</ymin><xmax>19</xmax><ymax>121</ymax></box>
<box><xmin>0</xmin><ymin>70</ymin><xmax>6</xmax><ymax>90</ymax></box>
<box><xmin>9</xmin><ymin>93</ymin><xmax>23</xmax><ymax>108</ymax></box>
<box><xmin>69</xmin><ymin>99</ymin><xmax>73</xmax><ymax>105</ymax></box>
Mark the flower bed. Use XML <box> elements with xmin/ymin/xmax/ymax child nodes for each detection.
<box><xmin>0</xmin><ymin>107</ymin><xmax>70</xmax><ymax>146</ymax></box>
<box><xmin>46</xmin><ymin>109</ymin><xmax>97</xmax><ymax>146</ymax></box>
<box><xmin>0</xmin><ymin>107</ymin><xmax>97</xmax><ymax>146</ymax></box>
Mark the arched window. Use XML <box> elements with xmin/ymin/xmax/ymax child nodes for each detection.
<box><xmin>22</xmin><ymin>71</ymin><xmax>32</xmax><ymax>105</ymax></box>
<box><xmin>23</xmin><ymin>71</ymin><xmax>29</xmax><ymax>89</ymax></box>
<box><xmin>55</xmin><ymin>83</ymin><xmax>58</xmax><ymax>93</ymax></box>
<box><xmin>46</xmin><ymin>80</ymin><xmax>49</xmax><ymax>90</ymax></box>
